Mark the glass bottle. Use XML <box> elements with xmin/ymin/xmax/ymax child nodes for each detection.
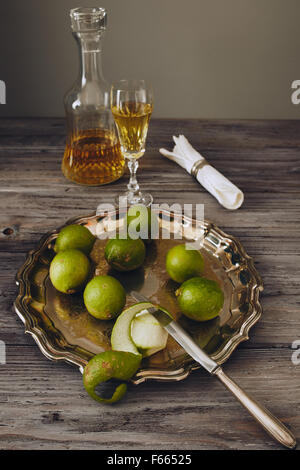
<box><xmin>62</xmin><ymin>7</ymin><xmax>124</xmax><ymax>185</ymax></box>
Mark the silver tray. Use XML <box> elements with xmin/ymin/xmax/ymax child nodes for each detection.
<box><xmin>14</xmin><ymin>209</ymin><xmax>263</xmax><ymax>384</ymax></box>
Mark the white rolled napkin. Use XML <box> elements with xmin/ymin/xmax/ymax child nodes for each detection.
<box><xmin>159</xmin><ymin>135</ymin><xmax>244</xmax><ymax>210</ymax></box>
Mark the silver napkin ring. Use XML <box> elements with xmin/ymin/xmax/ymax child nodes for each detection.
<box><xmin>191</xmin><ymin>159</ymin><xmax>208</xmax><ymax>178</ymax></box>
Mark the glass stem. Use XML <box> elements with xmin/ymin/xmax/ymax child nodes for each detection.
<box><xmin>127</xmin><ymin>158</ymin><xmax>140</xmax><ymax>195</ymax></box>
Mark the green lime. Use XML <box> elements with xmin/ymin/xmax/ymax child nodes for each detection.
<box><xmin>54</xmin><ymin>224</ymin><xmax>95</xmax><ymax>254</ymax></box>
<box><xmin>166</xmin><ymin>244</ymin><xmax>204</xmax><ymax>283</ymax></box>
<box><xmin>126</xmin><ymin>205</ymin><xmax>159</xmax><ymax>241</ymax></box>
<box><xmin>83</xmin><ymin>275</ymin><xmax>126</xmax><ymax>320</ymax></box>
<box><xmin>105</xmin><ymin>237</ymin><xmax>146</xmax><ymax>272</ymax></box>
<box><xmin>176</xmin><ymin>277</ymin><xmax>224</xmax><ymax>321</ymax></box>
<box><xmin>83</xmin><ymin>350</ymin><xmax>142</xmax><ymax>404</ymax></box>
<box><xmin>49</xmin><ymin>249</ymin><xmax>90</xmax><ymax>294</ymax></box>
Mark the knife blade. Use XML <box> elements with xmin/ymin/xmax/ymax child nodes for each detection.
<box><xmin>130</xmin><ymin>290</ymin><xmax>296</xmax><ymax>449</ymax></box>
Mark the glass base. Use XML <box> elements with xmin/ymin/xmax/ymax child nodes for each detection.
<box><xmin>115</xmin><ymin>191</ymin><xmax>153</xmax><ymax>208</ymax></box>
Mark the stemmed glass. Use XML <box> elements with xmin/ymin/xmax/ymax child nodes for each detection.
<box><xmin>111</xmin><ymin>79</ymin><xmax>153</xmax><ymax>207</ymax></box>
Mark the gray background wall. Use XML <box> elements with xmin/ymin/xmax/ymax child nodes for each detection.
<box><xmin>0</xmin><ymin>0</ymin><xmax>299</xmax><ymax>118</ymax></box>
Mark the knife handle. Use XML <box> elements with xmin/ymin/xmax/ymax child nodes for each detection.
<box><xmin>214</xmin><ymin>367</ymin><xmax>296</xmax><ymax>449</ymax></box>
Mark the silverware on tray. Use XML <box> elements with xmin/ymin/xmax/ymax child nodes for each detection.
<box><xmin>131</xmin><ymin>291</ymin><xmax>296</xmax><ymax>450</ymax></box>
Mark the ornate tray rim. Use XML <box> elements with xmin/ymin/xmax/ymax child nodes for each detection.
<box><xmin>14</xmin><ymin>210</ymin><xmax>263</xmax><ymax>384</ymax></box>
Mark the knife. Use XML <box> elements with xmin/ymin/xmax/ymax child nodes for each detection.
<box><xmin>131</xmin><ymin>291</ymin><xmax>296</xmax><ymax>449</ymax></box>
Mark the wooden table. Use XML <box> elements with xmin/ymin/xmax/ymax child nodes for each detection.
<box><xmin>0</xmin><ymin>118</ymin><xmax>299</xmax><ymax>450</ymax></box>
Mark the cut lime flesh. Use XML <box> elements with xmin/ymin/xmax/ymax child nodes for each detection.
<box><xmin>111</xmin><ymin>302</ymin><xmax>169</xmax><ymax>357</ymax></box>
<box><xmin>131</xmin><ymin>311</ymin><xmax>168</xmax><ymax>352</ymax></box>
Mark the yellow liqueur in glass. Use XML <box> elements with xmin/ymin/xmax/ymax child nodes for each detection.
<box><xmin>111</xmin><ymin>80</ymin><xmax>153</xmax><ymax>206</ymax></box>
<box><xmin>111</xmin><ymin>102</ymin><xmax>153</xmax><ymax>159</ymax></box>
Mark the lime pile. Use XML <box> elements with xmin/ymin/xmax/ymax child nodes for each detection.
<box><xmin>49</xmin><ymin>211</ymin><xmax>225</xmax><ymax>405</ymax></box>
<box><xmin>49</xmin><ymin>217</ymin><xmax>156</xmax><ymax>404</ymax></box>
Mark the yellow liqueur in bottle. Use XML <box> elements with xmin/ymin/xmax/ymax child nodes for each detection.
<box><xmin>62</xmin><ymin>7</ymin><xmax>124</xmax><ymax>186</ymax></box>
<box><xmin>62</xmin><ymin>129</ymin><xmax>123</xmax><ymax>186</ymax></box>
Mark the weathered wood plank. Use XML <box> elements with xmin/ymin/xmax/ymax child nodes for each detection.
<box><xmin>1</xmin><ymin>118</ymin><xmax>300</xmax><ymax>149</ymax></box>
<box><xmin>0</xmin><ymin>347</ymin><xmax>298</xmax><ymax>450</ymax></box>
